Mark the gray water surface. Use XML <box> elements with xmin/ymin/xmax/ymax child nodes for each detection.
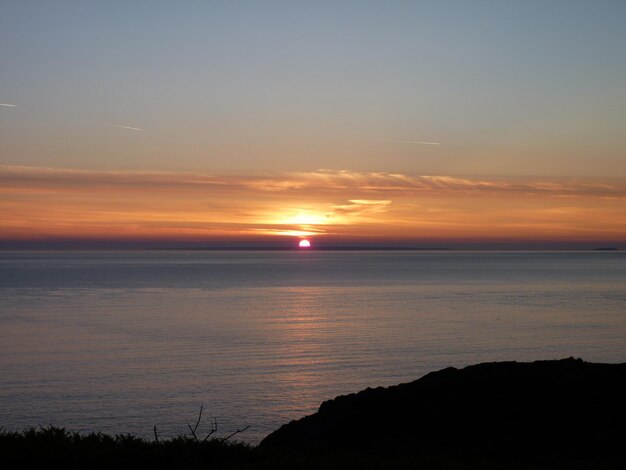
<box><xmin>1</xmin><ymin>251</ymin><xmax>625</xmax><ymax>442</ymax></box>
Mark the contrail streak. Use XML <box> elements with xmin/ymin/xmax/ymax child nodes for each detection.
<box><xmin>388</xmin><ymin>140</ymin><xmax>441</xmax><ymax>145</ymax></box>
<box><xmin>0</xmin><ymin>103</ymin><xmax>18</xmax><ymax>108</ymax></box>
<box><xmin>106</xmin><ymin>123</ymin><xmax>144</xmax><ymax>132</ymax></box>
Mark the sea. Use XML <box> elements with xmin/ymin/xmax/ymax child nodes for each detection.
<box><xmin>1</xmin><ymin>250</ymin><xmax>625</xmax><ymax>443</ymax></box>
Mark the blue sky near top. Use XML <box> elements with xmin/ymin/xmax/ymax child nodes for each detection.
<box><xmin>1</xmin><ymin>1</ymin><xmax>625</xmax><ymax>177</ymax></box>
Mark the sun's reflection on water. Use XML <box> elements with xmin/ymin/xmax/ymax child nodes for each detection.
<box><xmin>256</xmin><ymin>286</ymin><xmax>358</xmax><ymax>415</ymax></box>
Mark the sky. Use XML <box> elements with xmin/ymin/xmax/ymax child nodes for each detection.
<box><xmin>1</xmin><ymin>1</ymin><xmax>626</xmax><ymax>248</ymax></box>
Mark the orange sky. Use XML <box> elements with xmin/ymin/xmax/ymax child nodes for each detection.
<box><xmin>2</xmin><ymin>165</ymin><xmax>625</xmax><ymax>248</ymax></box>
<box><xmin>2</xmin><ymin>4</ymin><xmax>626</xmax><ymax>250</ymax></box>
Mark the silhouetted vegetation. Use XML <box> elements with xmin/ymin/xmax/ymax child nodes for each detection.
<box><xmin>0</xmin><ymin>426</ymin><xmax>256</xmax><ymax>469</ymax></box>
<box><xmin>2</xmin><ymin>359</ymin><xmax>625</xmax><ymax>469</ymax></box>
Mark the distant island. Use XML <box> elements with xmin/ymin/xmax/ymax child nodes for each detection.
<box><xmin>151</xmin><ymin>246</ymin><xmax>452</xmax><ymax>251</ymax></box>
<box><xmin>145</xmin><ymin>246</ymin><xmax>623</xmax><ymax>252</ymax></box>
<box><xmin>3</xmin><ymin>358</ymin><xmax>624</xmax><ymax>469</ymax></box>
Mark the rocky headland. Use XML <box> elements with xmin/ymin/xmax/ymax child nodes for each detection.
<box><xmin>262</xmin><ymin>358</ymin><xmax>626</xmax><ymax>466</ymax></box>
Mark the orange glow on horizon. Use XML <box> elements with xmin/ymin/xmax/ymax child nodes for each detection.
<box><xmin>1</xmin><ymin>166</ymin><xmax>625</xmax><ymax>246</ymax></box>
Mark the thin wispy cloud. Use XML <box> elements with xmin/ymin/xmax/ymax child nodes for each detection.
<box><xmin>1</xmin><ymin>165</ymin><xmax>625</xmax><ymax>243</ymax></box>
<box><xmin>0</xmin><ymin>103</ymin><xmax>18</xmax><ymax>108</ymax></box>
<box><xmin>331</xmin><ymin>199</ymin><xmax>392</xmax><ymax>217</ymax></box>
<box><xmin>386</xmin><ymin>140</ymin><xmax>441</xmax><ymax>145</ymax></box>
<box><xmin>2</xmin><ymin>166</ymin><xmax>625</xmax><ymax>199</ymax></box>
<box><xmin>106</xmin><ymin>123</ymin><xmax>144</xmax><ymax>132</ymax></box>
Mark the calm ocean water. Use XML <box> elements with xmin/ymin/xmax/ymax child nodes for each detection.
<box><xmin>1</xmin><ymin>250</ymin><xmax>625</xmax><ymax>442</ymax></box>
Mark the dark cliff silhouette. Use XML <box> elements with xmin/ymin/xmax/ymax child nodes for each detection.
<box><xmin>3</xmin><ymin>358</ymin><xmax>625</xmax><ymax>469</ymax></box>
<box><xmin>262</xmin><ymin>358</ymin><xmax>626</xmax><ymax>465</ymax></box>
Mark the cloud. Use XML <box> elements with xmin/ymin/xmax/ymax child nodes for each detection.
<box><xmin>1</xmin><ymin>166</ymin><xmax>625</xmax><ymax>199</ymax></box>
<box><xmin>1</xmin><ymin>166</ymin><xmax>625</xmax><ymax>243</ymax></box>
<box><xmin>279</xmin><ymin>170</ymin><xmax>626</xmax><ymax>198</ymax></box>
<box><xmin>383</xmin><ymin>140</ymin><xmax>441</xmax><ymax>145</ymax></box>
<box><xmin>106</xmin><ymin>123</ymin><xmax>144</xmax><ymax>132</ymax></box>
<box><xmin>0</xmin><ymin>103</ymin><xmax>18</xmax><ymax>108</ymax></box>
<box><xmin>331</xmin><ymin>199</ymin><xmax>392</xmax><ymax>217</ymax></box>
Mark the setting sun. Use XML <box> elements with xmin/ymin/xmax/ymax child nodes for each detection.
<box><xmin>298</xmin><ymin>239</ymin><xmax>311</xmax><ymax>248</ymax></box>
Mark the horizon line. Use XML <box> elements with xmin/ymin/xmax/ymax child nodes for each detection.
<box><xmin>0</xmin><ymin>244</ymin><xmax>621</xmax><ymax>252</ymax></box>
